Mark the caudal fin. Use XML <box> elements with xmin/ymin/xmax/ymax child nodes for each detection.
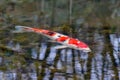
<box><xmin>12</xmin><ymin>25</ymin><xmax>32</xmax><ymax>33</ymax></box>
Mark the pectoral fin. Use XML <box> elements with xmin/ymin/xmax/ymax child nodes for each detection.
<box><xmin>54</xmin><ymin>45</ymin><xmax>68</xmax><ymax>49</ymax></box>
<box><xmin>47</xmin><ymin>40</ymin><xmax>57</xmax><ymax>43</ymax></box>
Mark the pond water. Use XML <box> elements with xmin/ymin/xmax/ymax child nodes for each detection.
<box><xmin>0</xmin><ymin>33</ymin><xmax>120</xmax><ymax>80</ymax></box>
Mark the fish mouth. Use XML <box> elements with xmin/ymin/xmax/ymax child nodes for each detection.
<box><xmin>69</xmin><ymin>45</ymin><xmax>91</xmax><ymax>52</ymax></box>
<box><xmin>82</xmin><ymin>48</ymin><xmax>91</xmax><ymax>52</ymax></box>
<box><xmin>76</xmin><ymin>47</ymin><xmax>91</xmax><ymax>52</ymax></box>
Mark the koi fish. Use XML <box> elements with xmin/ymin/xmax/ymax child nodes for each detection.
<box><xmin>13</xmin><ymin>25</ymin><xmax>91</xmax><ymax>52</ymax></box>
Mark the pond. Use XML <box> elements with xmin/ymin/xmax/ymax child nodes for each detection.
<box><xmin>0</xmin><ymin>33</ymin><xmax>120</xmax><ymax>80</ymax></box>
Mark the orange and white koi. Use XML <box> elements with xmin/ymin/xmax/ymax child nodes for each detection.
<box><xmin>14</xmin><ymin>26</ymin><xmax>91</xmax><ymax>52</ymax></box>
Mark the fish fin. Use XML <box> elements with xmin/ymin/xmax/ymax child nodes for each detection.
<box><xmin>54</xmin><ymin>45</ymin><xmax>68</xmax><ymax>49</ymax></box>
<box><xmin>47</xmin><ymin>40</ymin><xmax>57</xmax><ymax>43</ymax></box>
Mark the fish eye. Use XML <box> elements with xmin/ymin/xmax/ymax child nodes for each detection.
<box><xmin>58</xmin><ymin>35</ymin><xmax>61</xmax><ymax>37</ymax></box>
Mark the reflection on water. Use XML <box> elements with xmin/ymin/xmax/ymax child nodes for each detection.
<box><xmin>7</xmin><ymin>40</ymin><xmax>14</xmax><ymax>48</ymax></box>
<box><xmin>110</xmin><ymin>34</ymin><xmax>120</xmax><ymax>66</ymax></box>
<box><xmin>0</xmin><ymin>57</ymin><xmax>2</xmax><ymax>64</ymax></box>
<box><xmin>0</xmin><ymin>71</ymin><xmax>37</xmax><ymax>80</ymax></box>
<box><xmin>56</xmin><ymin>60</ymin><xmax>62</xmax><ymax>70</ymax></box>
<box><xmin>60</xmin><ymin>49</ymin><xmax>66</xmax><ymax>62</ymax></box>
<box><xmin>14</xmin><ymin>43</ymin><xmax>21</xmax><ymax>51</ymax></box>
<box><xmin>1</xmin><ymin>33</ymin><xmax>120</xmax><ymax>79</ymax></box>
<box><xmin>66</xmin><ymin>49</ymin><xmax>73</xmax><ymax>74</ymax></box>
<box><xmin>53</xmin><ymin>73</ymin><xmax>66</xmax><ymax>80</ymax></box>
<box><xmin>43</xmin><ymin>68</ymin><xmax>51</xmax><ymax>80</ymax></box>
<box><xmin>46</xmin><ymin>47</ymin><xmax>57</xmax><ymax>65</ymax></box>
<box><xmin>31</xmin><ymin>48</ymin><xmax>37</xmax><ymax>59</ymax></box>
<box><xmin>39</xmin><ymin>43</ymin><xmax>47</xmax><ymax>60</ymax></box>
<box><xmin>29</xmin><ymin>72</ymin><xmax>37</xmax><ymax>80</ymax></box>
<box><xmin>74</xmin><ymin>50</ymin><xmax>82</xmax><ymax>75</ymax></box>
<box><xmin>0</xmin><ymin>71</ymin><xmax>16</xmax><ymax>80</ymax></box>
